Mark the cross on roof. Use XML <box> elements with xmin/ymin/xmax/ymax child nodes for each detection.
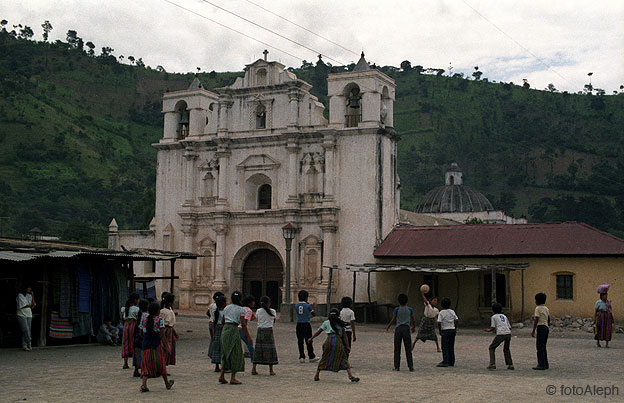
<box><xmin>263</xmin><ymin>49</ymin><xmax>269</xmax><ymax>61</ymax></box>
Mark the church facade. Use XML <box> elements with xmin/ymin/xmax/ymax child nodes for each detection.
<box><xmin>109</xmin><ymin>53</ymin><xmax>399</xmax><ymax>310</ymax></box>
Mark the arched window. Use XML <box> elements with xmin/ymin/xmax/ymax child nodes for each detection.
<box><xmin>345</xmin><ymin>85</ymin><xmax>361</xmax><ymax>127</ymax></box>
<box><xmin>258</xmin><ymin>184</ymin><xmax>272</xmax><ymax>209</ymax></box>
<box><xmin>175</xmin><ymin>101</ymin><xmax>189</xmax><ymax>138</ymax></box>
<box><xmin>256</xmin><ymin>104</ymin><xmax>266</xmax><ymax>129</ymax></box>
<box><xmin>257</xmin><ymin>68</ymin><xmax>267</xmax><ymax>86</ymax></box>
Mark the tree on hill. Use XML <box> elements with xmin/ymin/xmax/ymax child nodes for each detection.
<box><xmin>127</xmin><ymin>55</ymin><xmax>135</xmax><ymax>65</ymax></box>
<box><xmin>400</xmin><ymin>60</ymin><xmax>412</xmax><ymax>72</ymax></box>
<box><xmin>0</xmin><ymin>19</ymin><xmax>7</xmax><ymax>32</ymax></box>
<box><xmin>18</xmin><ymin>25</ymin><xmax>34</xmax><ymax>40</ymax></box>
<box><xmin>100</xmin><ymin>46</ymin><xmax>114</xmax><ymax>57</ymax></box>
<box><xmin>66</xmin><ymin>30</ymin><xmax>83</xmax><ymax>50</ymax></box>
<box><xmin>472</xmin><ymin>66</ymin><xmax>482</xmax><ymax>80</ymax></box>
<box><xmin>41</xmin><ymin>20</ymin><xmax>52</xmax><ymax>41</ymax></box>
<box><xmin>546</xmin><ymin>83</ymin><xmax>557</xmax><ymax>92</ymax></box>
<box><xmin>85</xmin><ymin>41</ymin><xmax>95</xmax><ymax>56</ymax></box>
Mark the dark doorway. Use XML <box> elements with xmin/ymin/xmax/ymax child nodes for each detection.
<box><xmin>484</xmin><ymin>273</ymin><xmax>507</xmax><ymax>307</ymax></box>
<box><xmin>242</xmin><ymin>249</ymin><xmax>283</xmax><ymax>310</ymax></box>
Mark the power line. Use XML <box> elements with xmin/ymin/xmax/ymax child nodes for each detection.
<box><xmin>243</xmin><ymin>0</ymin><xmax>360</xmax><ymax>57</ymax></box>
<box><xmin>199</xmin><ymin>0</ymin><xmax>347</xmax><ymax>65</ymax></box>
<box><xmin>162</xmin><ymin>0</ymin><xmax>305</xmax><ymax>62</ymax></box>
<box><xmin>461</xmin><ymin>0</ymin><xmax>577</xmax><ymax>88</ymax></box>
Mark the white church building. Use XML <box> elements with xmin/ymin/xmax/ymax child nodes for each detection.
<box><xmin>109</xmin><ymin>53</ymin><xmax>399</xmax><ymax>310</ymax></box>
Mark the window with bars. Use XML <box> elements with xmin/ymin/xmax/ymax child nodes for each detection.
<box><xmin>556</xmin><ymin>274</ymin><xmax>573</xmax><ymax>300</ymax></box>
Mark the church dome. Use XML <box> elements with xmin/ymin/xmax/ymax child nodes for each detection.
<box><xmin>416</xmin><ymin>163</ymin><xmax>494</xmax><ymax>214</ymax></box>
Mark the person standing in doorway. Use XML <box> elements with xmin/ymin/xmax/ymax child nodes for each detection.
<box><xmin>16</xmin><ymin>285</ymin><xmax>35</xmax><ymax>351</ymax></box>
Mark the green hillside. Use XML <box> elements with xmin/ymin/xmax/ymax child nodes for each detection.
<box><xmin>1</xmin><ymin>29</ymin><xmax>623</xmax><ymax>246</ymax></box>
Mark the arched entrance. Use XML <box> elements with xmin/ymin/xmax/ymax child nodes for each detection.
<box><xmin>242</xmin><ymin>249</ymin><xmax>283</xmax><ymax>310</ymax></box>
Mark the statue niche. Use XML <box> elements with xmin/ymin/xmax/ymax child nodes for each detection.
<box><xmin>300</xmin><ymin>235</ymin><xmax>322</xmax><ymax>286</ymax></box>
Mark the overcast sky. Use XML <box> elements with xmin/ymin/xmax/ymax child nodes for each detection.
<box><xmin>1</xmin><ymin>0</ymin><xmax>623</xmax><ymax>93</ymax></box>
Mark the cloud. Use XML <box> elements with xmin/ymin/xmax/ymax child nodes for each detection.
<box><xmin>1</xmin><ymin>0</ymin><xmax>622</xmax><ymax>92</ymax></box>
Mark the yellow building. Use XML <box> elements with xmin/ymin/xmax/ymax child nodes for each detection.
<box><xmin>358</xmin><ymin>222</ymin><xmax>623</xmax><ymax>322</ymax></box>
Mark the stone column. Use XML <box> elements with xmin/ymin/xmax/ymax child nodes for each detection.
<box><xmin>322</xmin><ymin>134</ymin><xmax>336</xmax><ymax>203</ymax></box>
<box><xmin>288</xmin><ymin>89</ymin><xmax>301</xmax><ymax>129</ymax></box>
<box><xmin>321</xmin><ymin>225</ymin><xmax>337</xmax><ymax>285</ymax></box>
<box><xmin>107</xmin><ymin>218</ymin><xmax>119</xmax><ymax>250</ymax></box>
<box><xmin>189</xmin><ymin>107</ymin><xmax>205</xmax><ymax>136</ymax></box>
<box><xmin>181</xmin><ymin>222</ymin><xmax>195</xmax><ymax>286</ymax></box>
<box><xmin>286</xmin><ymin>137</ymin><xmax>299</xmax><ymax>204</ymax></box>
<box><xmin>217</xmin><ymin>96</ymin><xmax>232</xmax><ymax>135</ymax></box>
<box><xmin>183</xmin><ymin>147</ymin><xmax>198</xmax><ymax>206</ymax></box>
<box><xmin>216</xmin><ymin>138</ymin><xmax>232</xmax><ymax>206</ymax></box>
<box><xmin>163</xmin><ymin>111</ymin><xmax>178</xmax><ymax>140</ymax></box>
<box><xmin>214</xmin><ymin>224</ymin><xmax>228</xmax><ymax>288</ymax></box>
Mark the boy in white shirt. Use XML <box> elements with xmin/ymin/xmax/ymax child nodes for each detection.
<box><xmin>339</xmin><ymin>297</ymin><xmax>356</xmax><ymax>354</ymax></box>
<box><xmin>485</xmin><ymin>302</ymin><xmax>514</xmax><ymax>370</ymax></box>
<box><xmin>436</xmin><ymin>298</ymin><xmax>458</xmax><ymax>367</ymax></box>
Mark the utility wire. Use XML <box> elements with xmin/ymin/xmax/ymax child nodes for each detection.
<box><xmin>461</xmin><ymin>0</ymin><xmax>577</xmax><ymax>88</ymax></box>
<box><xmin>162</xmin><ymin>0</ymin><xmax>305</xmax><ymax>62</ymax></box>
<box><xmin>199</xmin><ymin>0</ymin><xmax>347</xmax><ymax>65</ymax></box>
<box><xmin>243</xmin><ymin>0</ymin><xmax>360</xmax><ymax>57</ymax></box>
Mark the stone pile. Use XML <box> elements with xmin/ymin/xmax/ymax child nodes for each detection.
<box><xmin>513</xmin><ymin>315</ymin><xmax>624</xmax><ymax>334</ymax></box>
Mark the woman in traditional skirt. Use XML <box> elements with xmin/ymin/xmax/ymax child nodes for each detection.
<box><xmin>133</xmin><ymin>299</ymin><xmax>149</xmax><ymax>377</ymax></box>
<box><xmin>159</xmin><ymin>293</ymin><xmax>179</xmax><ymax>366</ymax></box>
<box><xmin>251</xmin><ymin>296</ymin><xmax>278</xmax><ymax>376</ymax></box>
<box><xmin>210</xmin><ymin>295</ymin><xmax>227</xmax><ymax>372</ymax></box>
<box><xmin>413</xmin><ymin>289</ymin><xmax>441</xmax><ymax>352</ymax></box>
<box><xmin>121</xmin><ymin>292</ymin><xmax>140</xmax><ymax>369</ymax></box>
<box><xmin>139</xmin><ymin>302</ymin><xmax>174</xmax><ymax>392</ymax></box>
<box><xmin>594</xmin><ymin>286</ymin><xmax>614</xmax><ymax>348</ymax></box>
<box><xmin>308</xmin><ymin>308</ymin><xmax>359</xmax><ymax>383</ymax></box>
<box><xmin>219</xmin><ymin>291</ymin><xmax>250</xmax><ymax>385</ymax></box>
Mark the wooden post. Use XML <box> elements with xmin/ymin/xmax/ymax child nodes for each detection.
<box><xmin>506</xmin><ymin>270</ymin><xmax>512</xmax><ymax>319</ymax></box>
<box><xmin>326</xmin><ymin>266</ymin><xmax>333</xmax><ymax>316</ymax></box>
<box><xmin>491</xmin><ymin>267</ymin><xmax>497</xmax><ymax>304</ymax></box>
<box><xmin>129</xmin><ymin>260</ymin><xmax>135</xmax><ymax>292</ymax></box>
<box><xmin>520</xmin><ymin>269</ymin><xmax>525</xmax><ymax>322</ymax></box>
<box><xmin>367</xmin><ymin>272</ymin><xmax>371</xmax><ymax>303</ymax></box>
<box><xmin>352</xmin><ymin>271</ymin><xmax>356</xmax><ymax>304</ymax></box>
<box><xmin>170</xmin><ymin>259</ymin><xmax>176</xmax><ymax>294</ymax></box>
<box><xmin>38</xmin><ymin>266</ymin><xmax>49</xmax><ymax>347</ymax></box>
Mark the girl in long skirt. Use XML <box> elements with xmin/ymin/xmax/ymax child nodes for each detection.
<box><xmin>413</xmin><ymin>289</ymin><xmax>441</xmax><ymax>352</ymax></box>
<box><xmin>252</xmin><ymin>296</ymin><xmax>278</xmax><ymax>376</ymax></box>
<box><xmin>122</xmin><ymin>293</ymin><xmax>140</xmax><ymax>369</ymax></box>
<box><xmin>594</xmin><ymin>290</ymin><xmax>614</xmax><ymax>347</ymax></box>
<box><xmin>160</xmin><ymin>293</ymin><xmax>178</xmax><ymax>366</ymax></box>
<box><xmin>210</xmin><ymin>295</ymin><xmax>227</xmax><ymax>372</ymax></box>
<box><xmin>219</xmin><ymin>291</ymin><xmax>251</xmax><ymax>385</ymax></box>
<box><xmin>308</xmin><ymin>308</ymin><xmax>359</xmax><ymax>383</ymax></box>
<box><xmin>139</xmin><ymin>302</ymin><xmax>174</xmax><ymax>392</ymax></box>
<box><xmin>133</xmin><ymin>299</ymin><xmax>149</xmax><ymax>377</ymax></box>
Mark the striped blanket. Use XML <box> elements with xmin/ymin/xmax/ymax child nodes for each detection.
<box><xmin>49</xmin><ymin>311</ymin><xmax>73</xmax><ymax>339</ymax></box>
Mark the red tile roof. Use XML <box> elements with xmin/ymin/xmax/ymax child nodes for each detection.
<box><xmin>374</xmin><ymin>222</ymin><xmax>624</xmax><ymax>258</ymax></box>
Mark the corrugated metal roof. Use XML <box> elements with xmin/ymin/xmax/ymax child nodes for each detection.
<box><xmin>374</xmin><ymin>222</ymin><xmax>624</xmax><ymax>258</ymax></box>
<box><xmin>341</xmin><ymin>263</ymin><xmax>527</xmax><ymax>273</ymax></box>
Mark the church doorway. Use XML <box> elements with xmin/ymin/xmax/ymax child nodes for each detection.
<box><xmin>242</xmin><ymin>249</ymin><xmax>283</xmax><ymax>310</ymax></box>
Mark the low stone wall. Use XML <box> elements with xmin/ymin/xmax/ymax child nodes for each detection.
<box><xmin>513</xmin><ymin>315</ymin><xmax>624</xmax><ymax>334</ymax></box>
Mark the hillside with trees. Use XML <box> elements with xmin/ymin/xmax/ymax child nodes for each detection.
<box><xmin>1</xmin><ymin>21</ymin><xmax>623</xmax><ymax>245</ymax></box>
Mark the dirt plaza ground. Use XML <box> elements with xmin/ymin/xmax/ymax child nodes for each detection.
<box><xmin>0</xmin><ymin>313</ymin><xmax>621</xmax><ymax>403</ymax></box>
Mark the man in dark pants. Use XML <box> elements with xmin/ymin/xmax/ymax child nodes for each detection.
<box><xmin>386</xmin><ymin>293</ymin><xmax>416</xmax><ymax>371</ymax></box>
<box><xmin>437</xmin><ymin>297</ymin><xmax>459</xmax><ymax>367</ymax></box>
<box><xmin>295</xmin><ymin>290</ymin><xmax>317</xmax><ymax>363</ymax></box>
<box><xmin>531</xmin><ymin>292</ymin><xmax>550</xmax><ymax>370</ymax></box>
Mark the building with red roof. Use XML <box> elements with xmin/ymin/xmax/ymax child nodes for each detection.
<box><xmin>347</xmin><ymin>222</ymin><xmax>624</xmax><ymax>320</ymax></box>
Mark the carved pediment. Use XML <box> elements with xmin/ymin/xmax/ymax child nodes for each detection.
<box><xmin>237</xmin><ymin>154</ymin><xmax>281</xmax><ymax>171</ymax></box>
<box><xmin>199</xmin><ymin>157</ymin><xmax>219</xmax><ymax>171</ymax></box>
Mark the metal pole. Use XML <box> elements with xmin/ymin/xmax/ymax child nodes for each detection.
<box><xmin>521</xmin><ymin>270</ymin><xmax>525</xmax><ymax>321</ymax></box>
<box><xmin>352</xmin><ymin>271</ymin><xmax>356</xmax><ymax>303</ymax></box>
<box><xmin>285</xmin><ymin>238</ymin><xmax>292</xmax><ymax>321</ymax></box>
<box><xmin>367</xmin><ymin>272</ymin><xmax>371</xmax><ymax>303</ymax></box>
<box><xmin>326</xmin><ymin>266</ymin><xmax>333</xmax><ymax>316</ymax></box>
<box><xmin>491</xmin><ymin>267</ymin><xmax>497</xmax><ymax>305</ymax></box>
<box><xmin>170</xmin><ymin>259</ymin><xmax>176</xmax><ymax>294</ymax></box>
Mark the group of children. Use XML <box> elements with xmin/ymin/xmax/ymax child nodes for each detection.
<box><xmin>204</xmin><ymin>289</ymin><xmax>360</xmax><ymax>384</ymax></box>
<box><xmin>119</xmin><ymin>292</ymin><xmax>179</xmax><ymax>392</ymax></box>
<box><xmin>387</xmin><ymin>288</ymin><xmax>551</xmax><ymax>371</ymax></box>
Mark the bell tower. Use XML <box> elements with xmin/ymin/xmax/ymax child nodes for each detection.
<box><xmin>327</xmin><ymin>53</ymin><xmax>395</xmax><ymax>129</ymax></box>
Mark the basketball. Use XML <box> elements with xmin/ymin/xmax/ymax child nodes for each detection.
<box><xmin>420</xmin><ymin>284</ymin><xmax>430</xmax><ymax>293</ymax></box>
